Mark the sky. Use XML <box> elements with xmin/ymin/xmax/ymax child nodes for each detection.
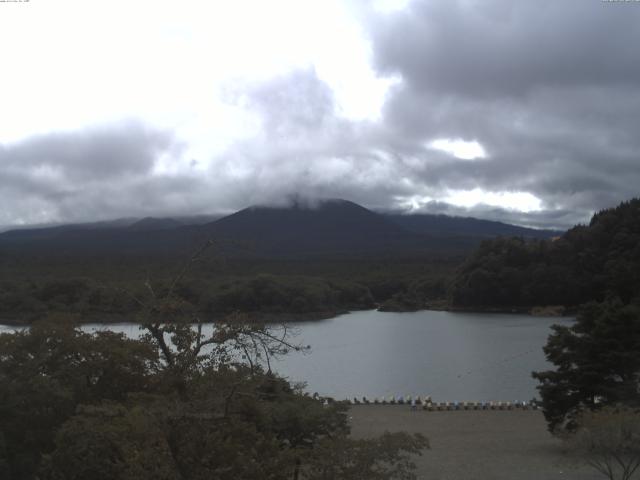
<box><xmin>1</xmin><ymin>0</ymin><xmax>639</xmax><ymax>229</ymax></box>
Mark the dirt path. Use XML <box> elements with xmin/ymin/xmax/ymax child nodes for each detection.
<box><xmin>349</xmin><ymin>406</ymin><xmax>602</xmax><ymax>480</ymax></box>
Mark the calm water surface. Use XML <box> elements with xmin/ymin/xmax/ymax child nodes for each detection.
<box><xmin>272</xmin><ymin>310</ymin><xmax>572</xmax><ymax>402</ymax></box>
<box><xmin>0</xmin><ymin>310</ymin><xmax>571</xmax><ymax>402</ymax></box>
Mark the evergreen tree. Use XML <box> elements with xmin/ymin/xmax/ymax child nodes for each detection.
<box><xmin>533</xmin><ymin>301</ymin><xmax>640</xmax><ymax>432</ymax></box>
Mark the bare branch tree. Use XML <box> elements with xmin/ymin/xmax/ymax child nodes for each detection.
<box><xmin>565</xmin><ymin>406</ymin><xmax>640</xmax><ymax>480</ymax></box>
<box><xmin>120</xmin><ymin>240</ymin><xmax>307</xmax><ymax>376</ymax></box>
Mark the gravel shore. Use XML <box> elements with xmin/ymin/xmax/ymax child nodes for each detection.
<box><xmin>349</xmin><ymin>406</ymin><xmax>601</xmax><ymax>480</ymax></box>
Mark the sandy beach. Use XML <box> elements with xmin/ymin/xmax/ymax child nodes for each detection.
<box><xmin>349</xmin><ymin>406</ymin><xmax>602</xmax><ymax>480</ymax></box>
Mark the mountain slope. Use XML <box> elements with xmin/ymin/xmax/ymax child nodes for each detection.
<box><xmin>201</xmin><ymin>199</ymin><xmax>425</xmax><ymax>257</ymax></box>
<box><xmin>384</xmin><ymin>213</ymin><xmax>561</xmax><ymax>239</ymax></box>
<box><xmin>127</xmin><ymin>217</ymin><xmax>184</xmax><ymax>231</ymax></box>
<box><xmin>0</xmin><ymin>198</ymin><xmax>561</xmax><ymax>259</ymax></box>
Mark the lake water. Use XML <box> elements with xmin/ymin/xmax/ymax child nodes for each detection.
<box><xmin>0</xmin><ymin>310</ymin><xmax>571</xmax><ymax>402</ymax></box>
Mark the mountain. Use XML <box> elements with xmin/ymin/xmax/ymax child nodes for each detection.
<box><xmin>127</xmin><ymin>217</ymin><xmax>184</xmax><ymax>231</ymax></box>
<box><xmin>384</xmin><ymin>213</ymin><xmax>562</xmax><ymax>239</ymax></box>
<box><xmin>200</xmin><ymin>199</ymin><xmax>425</xmax><ymax>257</ymax></box>
<box><xmin>0</xmin><ymin>218</ymin><xmax>138</xmax><ymax>238</ymax></box>
<box><xmin>173</xmin><ymin>214</ymin><xmax>223</xmax><ymax>226</ymax></box>
<box><xmin>0</xmin><ymin>199</ymin><xmax>561</xmax><ymax>259</ymax></box>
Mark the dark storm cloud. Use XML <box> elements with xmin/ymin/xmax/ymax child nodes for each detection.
<box><xmin>359</xmin><ymin>0</ymin><xmax>640</xmax><ymax>226</ymax></box>
<box><xmin>0</xmin><ymin>122</ymin><xmax>177</xmax><ymax>182</ymax></box>
<box><xmin>371</xmin><ymin>0</ymin><xmax>640</xmax><ymax>98</ymax></box>
<box><xmin>0</xmin><ymin>122</ymin><xmax>195</xmax><ymax>225</ymax></box>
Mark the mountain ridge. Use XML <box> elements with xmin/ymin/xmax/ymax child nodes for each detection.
<box><xmin>384</xmin><ymin>212</ymin><xmax>562</xmax><ymax>239</ymax></box>
<box><xmin>0</xmin><ymin>198</ymin><xmax>562</xmax><ymax>258</ymax></box>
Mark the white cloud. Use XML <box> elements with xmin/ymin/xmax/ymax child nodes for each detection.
<box><xmin>444</xmin><ymin>189</ymin><xmax>543</xmax><ymax>212</ymax></box>
<box><xmin>0</xmin><ymin>0</ymin><xmax>393</xmax><ymax>153</ymax></box>
<box><xmin>372</xmin><ymin>0</ymin><xmax>411</xmax><ymax>14</ymax></box>
<box><xmin>428</xmin><ymin>138</ymin><xmax>487</xmax><ymax>160</ymax></box>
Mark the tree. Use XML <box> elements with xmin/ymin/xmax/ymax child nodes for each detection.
<box><xmin>533</xmin><ymin>300</ymin><xmax>640</xmax><ymax>433</ymax></box>
<box><xmin>451</xmin><ymin>198</ymin><xmax>640</xmax><ymax>310</ymax></box>
<box><xmin>0</xmin><ymin>316</ymin><xmax>158</xmax><ymax>480</ymax></box>
<box><xmin>565</xmin><ymin>407</ymin><xmax>640</xmax><ymax>480</ymax></box>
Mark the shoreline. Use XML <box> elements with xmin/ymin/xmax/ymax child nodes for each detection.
<box><xmin>0</xmin><ymin>304</ymin><xmax>576</xmax><ymax>328</ymax></box>
<box><xmin>444</xmin><ymin>305</ymin><xmax>576</xmax><ymax>317</ymax></box>
<box><xmin>0</xmin><ymin>309</ymin><xmax>347</xmax><ymax>327</ymax></box>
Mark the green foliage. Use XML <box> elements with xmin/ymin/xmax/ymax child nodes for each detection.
<box><xmin>0</xmin><ymin>317</ymin><xmax>158</xmax><ymax>479</ymax></box>
<box><xmin>41</xmin><ymin>403</ymin><xmax>181</xmax><ymax>480</ymax></box>
<box><xmin>451</xmin><ymin>198</ymin><xmax>640</xmax><ymax>308</ymax></box>
<box><xmin>205</xmin><ymin>274</ymin><xmax>375</xmax><ymax>314</ymax></box>
<box><xmin>378</xmin><ymin>292</ymin><xmax>424</xmax><ymax>312</ymax></box>
<box><xmin>38</xmin><ymin>368</ymin><xmax>427</xmax><ymax>480</ymax></box>
<box><xmin>0</xmin><ymin>250</ymin><xmax>458</xmax><ymax>323</ymax></box>
<box><xmin>0</xmin><ymin>277</ymin><xmax>138</xmax><ymax>320</ymax></box>
<box><xmin>0</xmin><ymin>274</ymin><xmax>378</xmax><ymax>323</ymax></box>
<box><xmin>40</xmin><ymin>389</ymin><xmax>300</xmax><ymax>480</ymax></box>
<box><xmin>532</xmin><ymin>301</ymin><xmax>640</xmax><ymax>433</ymax></box>
<box><xmin>450</xmin><ymin>237</ymin><xmax>589</xmax><ymax>307</ymax></box>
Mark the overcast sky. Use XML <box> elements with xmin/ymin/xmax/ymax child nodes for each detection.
<box><xmin>1</xmin><ymin>0</ymin><xmax>639</xmax><ymax>229</ymax></box>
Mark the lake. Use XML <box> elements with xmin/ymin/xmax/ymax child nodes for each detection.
<box><xmin>0</xmin><ymin>309</ymin><xmax>570</xmax><ymax>402</ymax></box>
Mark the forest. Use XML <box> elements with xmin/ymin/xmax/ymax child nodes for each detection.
<box><xmin>0</xmin><ymin>253</ymin><xmax>456</xmax><ymax>325</ymax></box>
<box><xmin>450</xmin><ymin>199</ymin><xmax>640</xmax><ymax>309</ymax></box>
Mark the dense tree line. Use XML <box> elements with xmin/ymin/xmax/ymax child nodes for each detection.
<box><xmin>203</xmin><ymin>275</ymin><xmax>375</xmax><ymax>314</ymax></box>
<box><xmin>0</xmin><ymin>275</ymin><xmax>377</xmax><ymax>323</ymax></box>
<box><xmin>0</xmin><ymin>259</ymin><xmax>456</xmax><ymax>323</ymax></box>
<box><xmin>451</xmin><ymin>199</ymin><xmax>640</xmax><ymax>308</ymax></box>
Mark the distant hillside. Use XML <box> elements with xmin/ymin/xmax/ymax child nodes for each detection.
<box><xmin>384</xmin><ymin>213</ymin><xmax>561</xmax><ymax>239</ymax></box>
<box><xmin>0</xmin><ymin>218</ymin><xmax>138</xmax><ymax>238</ymax></box>
<box><xmin>450</xmin><ymin>198</ymin><xmax>640</xmax><ymax>308</ymax></box>
<box><xmin>0</xmin><ymin>198</ymin><xmax>560</xmax><ymax>259</ymax></box>
<box><xmin>127</xmin><ymin>217</ymin><xmax>184</xmax><ymax>231</ymax></box>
